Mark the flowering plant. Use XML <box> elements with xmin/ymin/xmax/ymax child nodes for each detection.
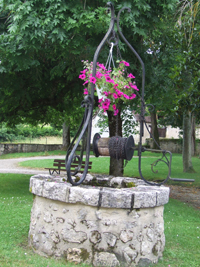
<box><xmin>79</xmin><ymin>60</ymin><xmax>139</xmax><ymax>116</ymax></box>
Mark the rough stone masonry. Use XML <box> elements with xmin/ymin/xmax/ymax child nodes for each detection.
<box><xmin>28</xmin><ymin>174</ymin><xmax>170</xmax><ymax>266</ymax></box>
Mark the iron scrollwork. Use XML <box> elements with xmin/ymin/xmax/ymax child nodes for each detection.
<box><xmin>65</xmin><ymin>2</ymin><xmax>117</xmax><ymax>185</ymax></box>
<box><xmin>65</xmin><ymin>2</ymin><xmax>194</xmax><ymax>186</ymax></box>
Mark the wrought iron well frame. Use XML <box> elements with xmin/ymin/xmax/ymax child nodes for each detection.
<box><xmin>65</xmin><ymin>2</ymin><xmax>194</xmax><ymax>186</ymax></box>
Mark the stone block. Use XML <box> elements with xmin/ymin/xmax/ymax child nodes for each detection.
<box><xmin>120</xmin><ymin>229</ymin><xmax>134</xmax><ymax>243</ymax></box>
<box><xmin>94</xmin><ymin>232</ymin><xmax>118</xmax><ymax>251</ymax></box>
<box><xmin>30</xmin><ymin>177</ymin><xmax>45</xmax><ymax>196</ymax></box>
<box><xmin>109</xmin><ymin>177</ymin><xmax>124</xmax><ymax>188</ymax></box>
<box><xmin>61</xmin><ymin>228</ymin><xmax>87</xmax><ymax>244</ymax></box>
<box><xmin>66</xmin><ymin>248</ymin><xmax>83</xmax><ymax>264</ymax></box>
<box><xmin>123</xmin><ymin>246</ymin><xmax>138</xmax><ymax>264</ymax></box>
<box><xmin>31</xmin><ymin>174</ymin><xmax>53</xmax><ymax>179</ymax></box>
<box><xmin>69</xmin><ymin>187</ymin><xmax>100</xmax><ymax>206</ymax></box>
<box><xmin>133</xmin><ymin>190</ymin><xmax>157</xmax><ymax>208</ymax></box>
<box><xmin>93</xmin><ymin>252</ymin><xmax>120</xmax><ymax>267</ymax></box>
<box><xmin>43</xmin><ymin>181</ymin><xmax>69</xmax><ymax>202</ymax></box>
<box><xmin>89</xmin><ymin>230</ymin><xmax>101</xmax><ymax>244</ymax></box>
<box><xmin>156</xmin><ymin>187</ymin><xmax>170</xmax><ymax>206</ymax></box>
<box><xmin>101</xmin><ymin>188</ymin><xmax>133</xmax><ymax>209</ymax></box>
<box><xmin>137</xmin><ymin>185</ymin><xmax>170</xmax><ymax>206</ymax></box>
<box><xmin>29</xmin><ymin>175</ymin><xmax>169</xmax><ymax>266</ymax></box>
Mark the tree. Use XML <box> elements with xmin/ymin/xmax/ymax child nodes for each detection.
<box><xmin>0</xmin><ymin>0</ymin><xmax>116</xmax><ymax>126</ymax></box>
<box><xmin>168</xmin><ymin>0</ymin><xmax>200</xmax><ymax>172</ymax></box>
<box><xmin>140</xmin><ymin>0</ymin><xmax>200</xmax><ymax>173</ymax></box>
<box><xmin>95</xmin><ymin>0</ymin><xmax>179</xmax><ymax>175</ymax></box>
<box><xmin>0</xmin><ymin>0</ymin><xmax>179</xmax><ymax>176</ymax></box>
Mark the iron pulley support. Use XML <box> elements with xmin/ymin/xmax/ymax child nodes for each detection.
<box><xmin>65</xmin><ymin>2</ymin><xmax>194</xmax><ymax>186</ymax></box>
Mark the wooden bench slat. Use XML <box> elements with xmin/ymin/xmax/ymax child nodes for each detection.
<box><xmin>53</xmin><ymin>162</ymin><xmax>92</xmax><ymax>166</ymax></box>
<box><xmin>45</xmin><ymin>158</ymin><xmax>93</xmax><ymax>175</ymax></box>
<box><xmin>45</xmin><ymin>168</ymin><xmax>85</xmax><ymax>174</ymax></box>
<box><xmin>54</xmin><ymin>159</ymin><xmax>92</xmax><ymax>165</ymax></box>
<box><xmin>53</xmin><ymin>163</ymin><xmax>92</xmax><ymax>169</ymax></box>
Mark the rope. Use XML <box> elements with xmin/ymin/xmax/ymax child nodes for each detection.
<box><xmin>108</xmin><ymin>136</ymin><xmax>127</xmax><ymax>160</ymax></box>
<box><xmin>104</xmin><ymin>32</ymin><xmax>130</xmax><ymax>166</ymax></box>
<box><xmin>105</xmin><ymin>42</ymin><xmax>115</xmax><ymax>70</ymax></box>
<box><xmin>117</xmin><ymin>44</ymin><xmax>122</xmax><ymax>60</ymax></box>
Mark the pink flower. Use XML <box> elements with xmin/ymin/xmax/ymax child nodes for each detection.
<box><xmin>80</xmin><ymin>60</ymin><xmax>137</xmax><ymax>115</ymax></box>
<box><xmin>105</xmin><ymin>76</ymin><xmax>113</xmax><ymax>83</ymax></box>
<box><xmin>113</xmin><ymin>93</ymin><xmax>118</xmax><ymax>99</ymax></box>
<box><xmin>83</xmin><ymin>80</ymin><xmax>88</xmax><ymax>85</ymax></box>
<box><xmin>102</xmin><ymin>100</ymin><xmax>110</xmax><ymax>111</ymax></box>
<box><xmin>128</xmin><ymin>73</ymin><xmax>135</xmax><ymax>78</ymax></box>
<box><xmin>98</xmin><ymin>63</ymin><xmax>106</xmax><ymax>70</ymax></box>
<box><xmin>129</xmin><ymin>93</ymin><xmax>136</xmax><ymax>99</ymax></box>
<box><xmin>90</xmin><ymin>76</ymin><xmax>96</xmax><ymax>84</ymax></box>
<box><xmin>130</xmin><ymin>83</ymin><xmax>139</xmax><ymax>91</ymax></box>
<box><xmin>119</xmin><ymin>61</ymin><xmax>130</xmax><ymax>66</ymax></box>
<box><xmin>114</xmin><ymin>109</ymin><xmax>119</xmax><ymax>116</ymax></box>
<box><xmin>80</xmin><ymin>69</ymin><xmax>87</xmax><ymax>74</ymax></box>
<box><xmin>116</xmin><ymin>89</ymin><xmax>123</xmax><ymax>98</ymax></box>
<box><xmin>123</xmin><ymin>94</ymin><xmax>130</xmax><ymax>99</ymax></box>
<box><xmin>83</xmin><ymin>88</ymin><xmax>88</xmax><ymax>95</ymax></box>
<box><xmin>96</xmin><ymin>71</ymin><xmax>103</xmax><ymax>79</ymax></box>
<box><xmin>79</xmin><ymin>74</ymin><xmax>86</xmax><ymax>80</ymax></box>
<box><xmin>123</xmin><ymin>61</ymin><xmax>130</xmax><ymax>66</ymax></box>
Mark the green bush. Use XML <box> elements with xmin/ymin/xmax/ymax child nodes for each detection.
<box><xmin>0</xmin><ymin>123</ymin><xmax>62</xmax><ymax>142</ymax></box>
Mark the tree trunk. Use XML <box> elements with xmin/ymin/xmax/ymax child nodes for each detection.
<box><xmin>107</xmin><ymin>110</ymin><xmax>123</xmax><ymax>176</ymax></box>
<box><xmin>150</xmin><ymin>111</ymin><xmax>160</xmax><ymax>149</ymax></box>
<box><xmin>182</xmin><ymin>110</ymin><xmax>195</xmax><ymax>172</ymax></box>
<box><xmin>62</xmin><ymin>122</ymin><xmax>70</xmax><ymax>150</ymax></box>
<box><xmin>191</xmin><ymin>114</ymin><xmax>196</xmax><ymax>156</ymax></box>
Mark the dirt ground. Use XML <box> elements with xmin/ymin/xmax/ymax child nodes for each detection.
<box><xmin>167</xmin><ymin>185</ymin><xmax>200</xmax><ymax>210</ymax></box>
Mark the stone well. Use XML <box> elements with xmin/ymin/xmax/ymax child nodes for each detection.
<box><xmin>28</xmin><ymin>174</ymin><xmax>170</xmax><ymax>266</ymax></box>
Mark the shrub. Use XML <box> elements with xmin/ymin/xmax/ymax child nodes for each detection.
<box><xmin>0</xmin><ymin>123</ymin><xmax>62</xmax><ymax>142</ymax></box>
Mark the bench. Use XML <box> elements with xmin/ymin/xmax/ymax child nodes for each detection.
<box><xmin>45</xmin><ymin>159</ymin><xmax>93</xmax><ymax>175</ymax></box>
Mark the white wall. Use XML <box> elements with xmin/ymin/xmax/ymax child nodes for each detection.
<box><xmin>91</xmin><ymin>115</ymin><xmax>188</xmax><ymax>145</ymax></box>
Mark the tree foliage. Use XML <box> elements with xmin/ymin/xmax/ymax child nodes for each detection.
<box><xmin>160</xmin><ymin>0</ymin><xmax>200</xmax><ymax>126</ymax></box>
<box><xmin>160</xmin><ymin>0</ymin><xmax>200</xmax><ymax>171</ymax></box>
<box><xmin>1</xmin><ymin>0</ymin><xmax>187</xmax><ymax>177</ymax></box>
<box><xmin>0</xmin><ymin>0</ymin><xmax>179</xmax><ymax>127</ymax></box>
<box><xmin>0</xmin><ymin>123</ymin><xmax>62</xmax><ymax>142</ymax></box>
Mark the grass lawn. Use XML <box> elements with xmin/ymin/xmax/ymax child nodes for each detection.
<box><xmin>0</xmin><ymin>173</ymin><xmax>199</xmax><ymax>266</ymax></box>
<box><xmin>1</xmin><ymin>150</ymin><xmax>200</xmax><ymax>265</ymax></box>
<box><xmin>19</xmin><ymin>151</ymin><xmax>200</xmax><ymax>188</ymax></box>
<box><xmin>0</xmin><ymin>173</ymin><xmax>80</xmax><ymax>267</ymax></box>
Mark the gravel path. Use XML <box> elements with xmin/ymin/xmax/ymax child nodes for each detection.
<box><xmin>167</xmin><ymin>184</ymin><xmax>200</xmax><ymax>210</ymax></box>
<box><xmin>0</xmin><ymin>155</ymin><xmax>65</xmax><ymax>175</ymax></box>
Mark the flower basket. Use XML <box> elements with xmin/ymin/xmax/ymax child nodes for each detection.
<box><xmin>79</xmin><ymin>60</ymin><xmax>139</xmax><ymax>115</ymax></box>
